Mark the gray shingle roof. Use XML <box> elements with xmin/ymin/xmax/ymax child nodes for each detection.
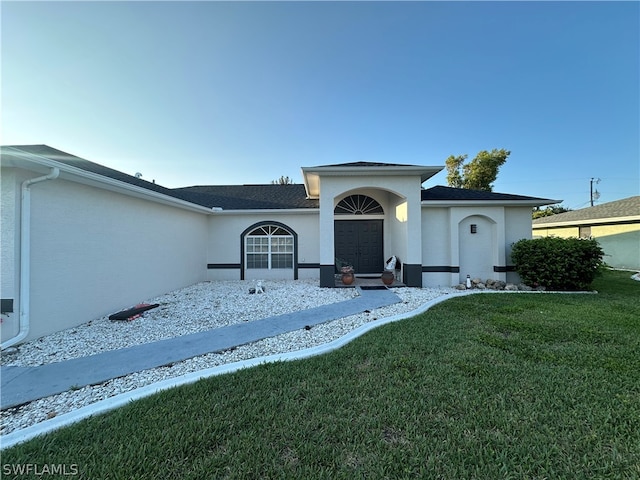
<box><xmin>173</xmin><ymin>185</ymin><xmax>319</xmax><ymax>210</ymax></box>
<box><xmin>318</xmin><ymin>161</ymin><xmax>424</xmax><ymax>168</ymax></box>
<box><xmin>422</xmin><ymin>185</ymin><xmax>556</xmax><ymax>203</ymax></box>
<box><xmin>4</xmin><ymin>145</ymin><xmax>319</xmax><ymax>210</ymax></box>
<box><xmin>3</xmin><ymin>144</ymin><xmax>185</xmax><ymax>199</ymax></box>
<box><xmin>4</xmin><ymin>145</ymin><xmax>558</xmax><ymax>211</ymax></box>
<box><xmin>533</xmin><ymin>196</ymin><xmax>640</xmax><ymax>224</ymax></box>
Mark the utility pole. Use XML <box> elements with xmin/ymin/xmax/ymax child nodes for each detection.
<box><xmin>590</xmin><ymin>178</ymin><xmax>601</xmax><ymax>207</ymax></box>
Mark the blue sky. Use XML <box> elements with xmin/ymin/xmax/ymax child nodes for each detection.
<box><xmin>2</xmin><ymin>1</ymin><xmax>638</xmax><ymax>209</ymax></box>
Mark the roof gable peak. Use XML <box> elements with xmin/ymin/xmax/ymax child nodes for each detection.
<box><xmin>316</xmin><ymin>161</ymin><xmax>423</xmax><ymax>168</ymax></box>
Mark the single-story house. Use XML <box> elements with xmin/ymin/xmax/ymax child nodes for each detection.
<box><xmin>1</xmin><ymin>145</ymin><xmax>557</xmax><ymax>346</ymax></box>
<box><xmin>532</xmin><ymin>196</ymin><xmax>640</xmax><ymax>270</ymax></box>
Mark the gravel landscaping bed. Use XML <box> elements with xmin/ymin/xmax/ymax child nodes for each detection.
<box><xmin>3</xmin><ymin>280</ymin><xmax>358</xmax><ymax>367</ymax></box>
<box><xmin>1</xmin><ymin>280</ymin><xmax>455</xmax><ymax>436</ymax></box>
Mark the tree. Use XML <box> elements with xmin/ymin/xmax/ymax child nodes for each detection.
<box><xmin>445</xmin><ymin>148</ymin><xmax>510</xmax><ymax>191</ymax></box>
<box><xmin>532</xmin><ymin>204</ymin><xmax>572</xmax><ymax>219</ymax></box>
<box><xmin>271</xmin><ymin>176</ymin><xmax>294</xmax><ymax>185</ymax></box>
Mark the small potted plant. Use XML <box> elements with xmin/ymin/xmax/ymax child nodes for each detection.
<box><xmin>336</xmin><ymin>258</ymin><xmax>355</xmax><ymax>285</ymax></box>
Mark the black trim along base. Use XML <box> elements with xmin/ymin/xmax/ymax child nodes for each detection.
<box><xmin>298</xmin><ymin>263</ymin><xmax>320</xmax><ymax>269</ymax></box>
<box><xmin>403</xmin><ymin>264</ymin><xmax>422</xmax><ymax>287</ymax></box>
<box><xmin>422</xmin><ymin>266</ymin><xmax>460</xmax><ymax>273</ymax></box>
<box><xmin>493</xmin><ymin>265</ymin><xmax>517</xmax><ymax>272</ymax></box>
<box><xmin>320</xmin><ymin>265</ymin><xmax>335</xmax><ymax>287</ymax></box>
<box><xmin>422</xmin><ymin>266</ymin><xmax>516</xmax><ymax>273</ymax></box>
<box><xmin>207</xmin><ymin>263</ymin><xmax>241</xmax><ymax>269</ymax></box>
<box><xmin>208</xmin><ymin>263</ymin><xmax>320</xmax><ymax>270</ymax></box>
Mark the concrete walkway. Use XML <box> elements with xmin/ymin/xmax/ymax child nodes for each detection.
<box><xmin>1</xmin><ymin>287</ymin><xmax>400</xmax><ymax>409</ymax></box>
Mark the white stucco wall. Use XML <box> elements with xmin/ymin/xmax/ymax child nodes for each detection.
<box><xmin>387</xmin><ymin>196</ymin><xmax>409</xmax><ymax>266</ymax></box>
<box><xmin>1</xmin><ymin>169</ymin><xmax>16</xmax><ymax>297</ymax></box>
<box><xmin>450</xmin><ymin>207</ymin><xmax>505</xmax><ymax>284</ymax></box>
<box><xmin>206</xmin><ymin>211</ymin><xmax>320</xmax><ymax>281</ymax></box>
<box><xmin>421</xmin><ymin>204</ymin><xmax>532</xmax><ymax>287</ymax></box>
<box><xmin>1</xmin><ymin>168</ymin><xmax>19</xmax><ymax>338</ymax></box>
<box><xmin>2</xmin><ymin>173</ymin><xmax>209</xmax><ymax>343</ymax></box>
<box><xmin>421</xmin><ymin>207</ymin><xmax>454</xmax><ymax>287</ymax></box>
<box><xmin>457</xmin><ymin>214</ymin><xmax>498</xmax><ymax>282</ymax></box>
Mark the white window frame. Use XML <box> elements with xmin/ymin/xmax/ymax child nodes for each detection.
<box><xmin>245</xmin><ymin>225</ymin><xmax>294</xmax><ymax>270</ymax></box>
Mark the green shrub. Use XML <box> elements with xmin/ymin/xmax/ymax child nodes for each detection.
<box><xmin>511</xmin><ymin>237</ymin><xmax>604</xmax><ymax>291</ymax></box>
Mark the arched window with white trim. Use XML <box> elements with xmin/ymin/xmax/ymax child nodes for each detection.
<box><xmin>334</xmin><ymin>194</ymin><xmax>384</xmax><ymax>215</ymax></box>
<box><xmin>245</xmin><ymin>224</ymin><xmax>294</xmax><ymax>270</ymax></box>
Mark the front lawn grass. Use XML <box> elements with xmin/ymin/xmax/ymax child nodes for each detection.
<box><xmin>3</xmin><ymin>270</ymin><xmax>639</xmax><ymax>479</ymax></box>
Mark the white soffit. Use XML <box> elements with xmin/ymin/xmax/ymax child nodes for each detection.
<box><xmin>301</xmin><ymin>164</ymin><xmax>443</xmax><ymax>199</ymax></box>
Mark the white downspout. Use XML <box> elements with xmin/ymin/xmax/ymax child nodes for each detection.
<box><xmin>2</xmin><ymin>167</ymin><xmax>60</xmax><ymax>350</ymax></box>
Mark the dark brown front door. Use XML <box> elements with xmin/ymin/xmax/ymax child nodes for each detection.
<box><xmin>334</xmin><ymin>220</ymin><xmax>384</xmax><ymax>274</ymax></box>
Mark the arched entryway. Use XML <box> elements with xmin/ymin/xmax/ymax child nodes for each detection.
<box><xmin>334</xmin><ymin>194</ymin><xmax>384</xmax><ymax>274</ymax></box>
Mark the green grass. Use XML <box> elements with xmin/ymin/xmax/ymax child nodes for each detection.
<box><xmin>3</xmin><ymin>270</ymin><xmax>639</xmax><ymax>479</ymax></box>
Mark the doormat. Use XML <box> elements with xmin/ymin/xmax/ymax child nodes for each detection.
<box><xmin>359</xmin><ymin>285</ymin><xmax>388</xmax><ymax>290</ymax></box>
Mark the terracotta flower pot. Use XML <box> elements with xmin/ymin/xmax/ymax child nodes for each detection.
<box><xmin>381</xmin><ymin>270</ymin><xmax>395</xmax><ymax>285</ymax></box>
<box><xmin>341</xmin><ymin>272</ymin><xmax>355</xmax><ymax>285</ymax></box>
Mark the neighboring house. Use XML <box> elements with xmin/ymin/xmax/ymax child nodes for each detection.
<box><xmin>1</xmin><ymin>145</ymin><xmax>557</xmax><ymax>346</ymax></box>
<box><xmin>532</xmin><ymin>197</ymin><xmax>640</xmax><ymax>270</ymax></box>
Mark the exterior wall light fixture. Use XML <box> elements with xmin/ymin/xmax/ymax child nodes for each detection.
<box><xmin>470</xmin><ymin>224</ymin><xmax>477</xmax><ymax>234</ymax></box>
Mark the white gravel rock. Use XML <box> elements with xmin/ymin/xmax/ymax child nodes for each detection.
<box><xmin>1</xmin><ymin>280</ymin><xmax>455</xmax><ymax>436</ymax></box>
<box><xmin>4</xmin><ymin>280</ymin><xmax>357</xmax><ymax>367</ymax></box>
